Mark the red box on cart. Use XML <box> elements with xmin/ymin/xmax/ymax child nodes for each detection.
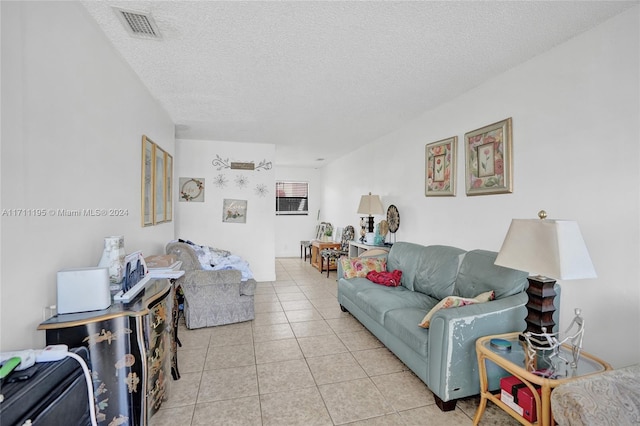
<box><xmin>500</xmin><ymin>375</ymin><xmax>542</xmax><ymax>422</ymax></box>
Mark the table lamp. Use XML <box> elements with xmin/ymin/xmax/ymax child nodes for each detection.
<box><xmin>494</xmin><ymin>210</ymin><xmax>596</xmax><ymax>345</ymax></box>
<box><xmin>357</xmin><ymin>192</ymin><xmax>384</xmax><ymax>238</ymax></box>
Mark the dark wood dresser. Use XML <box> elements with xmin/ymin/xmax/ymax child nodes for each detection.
<box><xmin>38</xmin><ymin>278</ymin><xmax>174</xmax><ymax>426</ymax></box>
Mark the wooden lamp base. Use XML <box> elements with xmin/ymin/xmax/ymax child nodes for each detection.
<box><xmin>521</xmin><ymin>275</ymin><xmax>557</xmax><ymax>346</ymax></box>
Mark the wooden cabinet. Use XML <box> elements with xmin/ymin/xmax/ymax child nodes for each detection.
<box><xmin>38</xmin><ymin>278</ymin><xmax>174</xmax><ymax>426</ymax></box>
<box><xmin>311</xmin><ymin>240</ymin><xmax>341</xmax><ymax>272</ymax></box>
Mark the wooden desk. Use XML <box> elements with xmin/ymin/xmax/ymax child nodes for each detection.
<box><xmin>473</xmin><ymin>332</ymin><xmax>611</xmax><ymax>426</ymax></box>
<box><xmin>310</xmin><ymin>240</ymin><xmax>340</xmax><ymax>272</ymax></box>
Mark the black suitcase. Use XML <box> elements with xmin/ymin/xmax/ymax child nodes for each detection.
<box><xmin>0</xmin><ymin>347</ymin><xmax>92</xmax><ymax>426</ymax></box>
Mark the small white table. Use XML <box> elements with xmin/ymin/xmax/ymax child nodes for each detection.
<box><xmin>348</xmin><ymin>241</ymin><xmax>391</xmax><ymax>257</ymax></box>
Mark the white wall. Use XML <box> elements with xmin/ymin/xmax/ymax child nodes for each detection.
<box><xmin>175</xmin><ymin>139</ymin><xmax>276</xmax><ymax>281</ymax></box>
<box><xmin>322</xmin><ymin>7</ymin><xmax>640</xmax><ymax>368</ymax></box>
<box><xmin>274</xmin><ymin>166</ymin><xmax>324</xmax><ymax>257</ymax></box>
<box><xmin>1</xmin><ymin>2</ymin><xmax>175</xmax><ymax>351</ymax></box>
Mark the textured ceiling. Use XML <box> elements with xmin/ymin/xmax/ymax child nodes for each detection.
<box><xmin>82</xmin><ymin>1</ymin><xmax>636</xmax><ymax>167</ymax></box>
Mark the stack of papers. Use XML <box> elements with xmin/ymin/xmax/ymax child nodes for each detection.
<box><xmin>147</xmin><ymin>261</ymin><xmax>182</xmax><ymax>273</ymax></box>
<box><xmin>148</xmin><ymin>261</ymin><xmax>184</xmax><ymax>279</ymax></box>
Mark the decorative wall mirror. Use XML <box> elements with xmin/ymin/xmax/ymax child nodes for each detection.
<box><xmin>141</xmin><ymin>135</ymin><xmax>173</xmax><ymax>226</ymax></box>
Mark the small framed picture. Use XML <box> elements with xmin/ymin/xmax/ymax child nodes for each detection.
<box><xmin>425</xmin><ymin>136</ymin><xmax>457</xmax><ymax>197</ymax></box>
<box><xmin>465</xmin><ymin>117</ymin><xmax>513</xmax><ymax>196</ymax></box>
<box><xmin>179</xmin><ymin>178</ymin><xmax>205</xmax><ymax>202</ymax></box>
<box><xmin>222</xmin><ymin>199</ymin><xmax>247</xmax><ymax>223</ymax></box>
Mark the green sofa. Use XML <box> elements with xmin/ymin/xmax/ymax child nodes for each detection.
<box><xmin>337</xmin><ymin>241</ymin><xmax>530</xmax><ymax>410</ymax></box>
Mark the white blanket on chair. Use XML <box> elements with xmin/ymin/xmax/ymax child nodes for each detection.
<box><xmin>177</xmin><ymin>240</ymin><xmax>254</xmax><ymax>281</ymax></box>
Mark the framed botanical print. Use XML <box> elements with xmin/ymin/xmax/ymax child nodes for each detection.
<box><xmin>425</xmin><ymin>136</ymin><xmax>457</xmax><ymax>196</ymax></box>
<box><xmin>465</xmin><ymin>118</ymin><xmax>513</xmax><ymax>196</ymax></box>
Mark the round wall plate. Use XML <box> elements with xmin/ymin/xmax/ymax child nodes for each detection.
<box><xmin>387</xmin><ymin>205</ymin><xmax>400</xmax><ymax>233</ymax></box>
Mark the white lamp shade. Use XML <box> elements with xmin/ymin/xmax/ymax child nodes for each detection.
<box><xmin>495</xmin><ymin>219</ymin><xmax>596</xmax><ymax>280</ymax></box>
<box><xmin>357</xmin><ymin>193</ymin><xmax>384</xmax><ymax>216</ymax></box>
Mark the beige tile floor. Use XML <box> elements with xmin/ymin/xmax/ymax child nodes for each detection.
<box><xmin>151</xmin><ymin>257</ymin><xmax>519</xmax><ymax>425</ymax></box>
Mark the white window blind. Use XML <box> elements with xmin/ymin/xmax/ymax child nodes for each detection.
<box><xmin>276</xmin><ymin>181</ymin><xmax>308</xmax><ymax>215</ymax></box>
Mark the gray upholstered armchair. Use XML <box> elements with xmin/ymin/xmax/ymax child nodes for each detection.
<box><xmin>166</xmin><ymin>242</ymin><xmax>256</xmax><ymax>329</ymax></box>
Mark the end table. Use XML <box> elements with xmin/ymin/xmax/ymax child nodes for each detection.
<box><xmin>473</xmin><ymin>332</ymin><xmax>611</xmax><ymax>426</ymax></box>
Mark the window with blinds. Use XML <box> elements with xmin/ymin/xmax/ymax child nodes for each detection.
<box><xmin>276</xmin><ymin>181</ymin><xmax>308</xmax><ymax>215</ymax></box>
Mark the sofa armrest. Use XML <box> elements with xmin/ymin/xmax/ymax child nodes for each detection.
<box><xmin>426</xmin><ymin>292</ymin><xmax>528</xmax><ymax>402</ymax></box>
<box><xmin>240</xmin><ymin>279</ymin><xmax>257</xmax><ymax>296</ymax></box>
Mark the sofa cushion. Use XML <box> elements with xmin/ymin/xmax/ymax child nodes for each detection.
<box><xmin>341</xmin><ymin>256</ymin><xmax>387</xmax><ymax>279</ymax></box>
<box><xmin>384</xmin><ymin>308</ymin><xmax>433</xmax><ymax>357</ymax></box>
<box><xmin>366</xmin><ymin>269</ymin><xmax>402</xmax><ymax>287</ymax></box>
<box><xmin>413</xmin><ymin>245</ymin><xmax>466</xmax><ymax>300</ymax></box>
<box><xmin>418</xmin><ymin>290</ymin><xmax>495</xmax><ymax>328</ymax></box>
<box><xmin>454</xmin><ymin>249</ymin><xmax>528</xmax><ymax>299</ymax></box>
<box><xmin>386</xmin><ymin>242</ymin><xmax>423</xmax><ymax>290</ymax></box>
<box><xmin>388</xmin><ymin>242</ymin><xmax>464</xmax><ymax>292</ymax></box>
<box><xmin>351</xmin><ymin>286</ymin><xmax>436</xmax><ymax>325</ymax></box>
<box><xmin>339</xmin><ymin>277</ymin><xmax>396</xmax><ymax>300</ymax></box>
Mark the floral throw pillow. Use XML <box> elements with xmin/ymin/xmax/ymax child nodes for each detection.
<box><xmin>341</xmin><ymin>257</ymin><xmax>387</xmax><ymax>279</ymax></box>
<box><xmin>418</xmin><ymin>290</ymin><xmax>495</xmax><ymax>328</ymax></box>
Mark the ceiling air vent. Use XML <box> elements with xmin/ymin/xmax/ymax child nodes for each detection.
<box><xmin>113</xmin><ymin>7</ymin><xmax>162</xmax><ymax>40</ymax></box>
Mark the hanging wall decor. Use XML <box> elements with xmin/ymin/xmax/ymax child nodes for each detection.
<box><xmin>465</xmin><ymin>118</ymin><xmax>513</xmax><ymax>196</ymax></box>
<box><xmin>425</xmin><ymin>136</ymin><xmax>457</xmax><ymax>197</ymax></box>
<box><xmin>235</xmin><ymin>175</ymin><xmax>249</xmax><ymax>189</ymax></box>
<box><xmin>213</xmin><ymin>174</ymin><xmax>228</xmax><ymax>188</ymax></box>
<box><xmin>212</xmin><ymin>154</ymin><xmax>272</xmax><ymax>171</ymax></box>
<box><xmin>222</xmin><ymin>199</ymin><xmax>247</xmax><ymax>223</ymax></box>
<box><xmin>141</xmin><ymin>135</ymin><xmax>173</xmax><ymax>226</ymax></box>
<box><xmin>142</xmin><ymin>137</ymin><xmax>154</xmax><ymax>226</ymax></box>
<box><xmin>212</xmin><ymin>155</ymin><xmax>230</xmax><ymax>170</ymax></box>
<box><xmin>253</xmin><ymin>159</ymin><xmax>272</xmax><ymax>171</ymax></box>
<box><xmin>179</xmin><ymin>178</ymin><xmax>205</xmax><ymax>202</ymax></box>
<box><xmin>255</xmin><ymin>184</ymin><xmax>268</xmax><ymax>197</ymax></box>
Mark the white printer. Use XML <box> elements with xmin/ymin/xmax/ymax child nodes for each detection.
<box><xmin>56</xmin><ymin>267</ymin><xmax>111</xmax><ymax>314</ymax></box>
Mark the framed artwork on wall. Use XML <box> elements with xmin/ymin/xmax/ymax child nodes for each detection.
<box><xmin>154</xmin><ymin>144</ymin><xmax>166</xmax><ymax>224</ymax></box>
<box><xmin>141</xmin><ymin>135</ymin><xmax>173</xmax><ymax>226</ymax></box>
<box><xmin>141</xmin><ymin>136</ymin><xmax>154</xmax><ymax>226</ymax></box>
<box><xmin>465</xmin><ymin>117</ymin><xmax>513</xmax><ymax>196</ymax></box>
<box><xmin>179</xmin><ymin>178</ymin><xmax>205</xmax><ymax>202</ymax></box>
<box><xmin>165</xmin><ymin>153</ymin><xmax>173</xmax><ymax>221</ymax></box>
<box><xmin>222</xmin><ymin>199</ymin><xmax>247</xmax><ymax>223</ymax></box>
<box><xmin>425</xmin><ymin>136</ymin><xmax>457</xmax><ymax>197</ymax></box>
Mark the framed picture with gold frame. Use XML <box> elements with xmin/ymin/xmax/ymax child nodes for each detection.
<box><xmin>141</xmin><ymin>136</ymin><xmax>154</xmax><ymax>226</ymax></box>
<box><xmin>465</xmin><ymin>117</ymin><xmax>513</xmax><ymax>196</ymax></box>
<box><xmin>141</xmin><ymin>135</ymin><xmax>173</xmax><ymax>226</ymax></box>
<box><xmin>425</xmin><ymin>136</ymin><xmax>457</xmax><ymax>197</ymax></box>
<box><xmin>154</xmin><ymin>143</ymin><xmax>166</xmax><ymax>224</ymax></box>
<box><xmin>165</xmin><ymin>152</ymin><xmax>173</xmax><ymax>221</ymax></box>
